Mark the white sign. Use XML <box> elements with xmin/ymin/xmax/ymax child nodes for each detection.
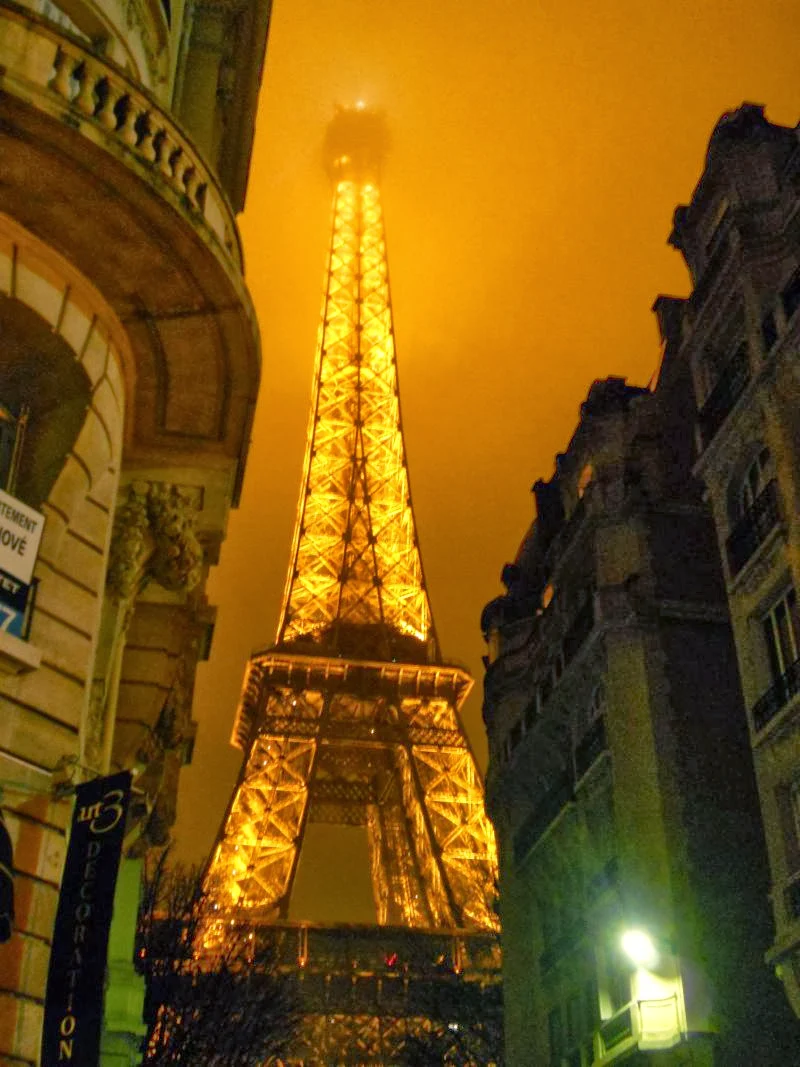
<box><xmin>0</xmin><ymin>488</ymin><xmax>45</xmax><ymax>585</ymax></box>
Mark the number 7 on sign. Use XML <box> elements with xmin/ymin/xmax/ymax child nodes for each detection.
<box><xmin>0</xmin><ymin>604</ymin><xmax>18</xmax><ymax>632</ymax></box>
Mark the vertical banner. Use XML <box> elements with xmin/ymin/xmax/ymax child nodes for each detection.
<box><xmin>42</xmin><ymin>771</ymin><xmax>132</xmax><ymax>1066</ymax></box>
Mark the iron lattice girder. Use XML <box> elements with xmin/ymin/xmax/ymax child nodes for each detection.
<box><xmin>203</xmin><ymin>145</ymin><xmax>499</xmax><ymax>1063</ymax></box>
<box><xmin>253</xmin><ymin>923</ymin><xmax>500</xmax><ymax>1065</ymax></box>
<box><xmin>207</xmin><ymin>653</ymin><xmax>498</xmax><ymax>930</ymax></box>
<box><xmin>277</xmin><ymin>179</ymin><xmax>432</xmax><ymax>647</ymax></box>
<box><xmin>233</xmin><ymin>651</ymin><xmax>472</xmax><ymax>748</ymax></box>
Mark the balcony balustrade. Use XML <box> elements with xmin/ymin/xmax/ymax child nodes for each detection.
<box><xmin>574</xmin><ymin>716</ymin><xmax>607</xmax><ymax>781</ymax></box>
<box><xmin>697</xmin><ymin>344</ymin><xmax>750</xmax><ymax>449</ymax></box>
<box><xmin>726</xmin><ymin>479</ymin><xmax>780</xmax><ymax>576</ymax></box>
<box><xmin>597</xmin><ymin>1004</ymin><xmax>633</xmax><ymax>1052</ymax></box>
<box><xmin>563</xmin><ymin>595</ymin><xmax>595</xmax><ymax>665</ymax></box>
<box><xmin>512</xmin><ymin>770</ymin><xmax>574</xmax><ymax>864</ymax></box>
<box><xmin>0</xmin><ymin>7</ymin><xmax>240</xmax><ymax>268</ymax></box>
<box><xmin>752</xmin><ymin>655</ymin><xmax>800</xmax><ymax>732</ymax></box>
<box><xmin>784</xmin><ymin>872</ymin><xmax>800</xmax><ymax>922</ymax></box>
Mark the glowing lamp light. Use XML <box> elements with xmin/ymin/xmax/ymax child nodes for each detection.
<box><xmin>621</xmin><ymin>928</ymin><xmax>658</xmax><ymax>969</ymax></box>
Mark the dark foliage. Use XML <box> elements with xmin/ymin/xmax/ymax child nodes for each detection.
<box><xmin>137</xmin><ymin>852</ymin><xmax>299</xmax><ymax>1066</ymax></box>
<box><xmin>399</xmin><ymin>972</ymin><xmax>504</xmax><ymax>1066</ymax></box>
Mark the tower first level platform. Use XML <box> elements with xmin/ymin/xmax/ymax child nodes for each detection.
<box><xmin>206</xmin><ymin>648</ymin><xmax>497</xmax><ymax>933</ymax></box>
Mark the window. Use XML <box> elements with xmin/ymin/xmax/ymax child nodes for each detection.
<box><xmin>577</xmin><ymin>464</ymin><xmax>593</xmax><ymax>500</ymax></box>
<box><xmin>762</xmin><ymin>588</ymin><xmax>800</xmax><ymax>685</ymax></box>
<box><xmin>782</xmin><ymin>267</ymin><xmax>800</xmax><ymax>322</ymax></box>
<box><xmin>735</xmin><ymin>448</ymin><xmax>774</xmax><ymax>521</ymax></box>
<box><xmin>0</xmin><ymin>296</ymin><xmax>92</xmax><ymax>509</ymax></box>
<box><xmin>509</xmin><ymin>720</ymin><xmax>523</xmax><ymax>752</ymax></box>
<box><xmin>762</xmin><ymin>308</ymin><xmax>778</xmax><ymax>352</ymax></box>
<box><xmin>573</xmin><ymin>683</ymin><xmax>605</xmax><ymax>743</ymax></box>
<box><xmin>27</xmin><ymin>0</ymin><xmax>89</xmax><ymax>39</ymax></box>
<box><xmin>0</xmin><ymin>403</ymin><xmax>26</xmax><ymax>494</ymax></box>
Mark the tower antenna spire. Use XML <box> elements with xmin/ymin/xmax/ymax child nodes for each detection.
<box><xmin>324</xmin><ymin>103</ymin><xmax>388</xmax><ymax>182</ymax></box>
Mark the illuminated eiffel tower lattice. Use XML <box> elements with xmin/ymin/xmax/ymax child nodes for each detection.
<box><xmin>204</xmin><ymin>108</ymin><xmax>500</xmax><ymax>1065</ymax></box>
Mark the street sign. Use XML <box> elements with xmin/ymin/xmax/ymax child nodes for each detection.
<box><xmin>0</xmin><ymin>488</ymin><xmax>44</xmax><ymax>585</ymax></box>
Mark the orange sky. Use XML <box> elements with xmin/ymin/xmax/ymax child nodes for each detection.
<box><xmin>174</xmin><ymin>0</ymin><xmax>800</xmax><ymax>913</ymax></box>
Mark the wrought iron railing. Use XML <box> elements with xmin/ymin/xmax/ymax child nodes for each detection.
<box><xmin>726</xmin><ymin>479</ymin><xmax>780</xmax><ymax>576</ymax></box>
<box><xmin>752</xmin><ymin>656</ymin><xmax>800</xmax><ymax>732</ymax></box>
<box><xmin>697</xmin><ymin>344</ymin><xmax>750</xmax><ymax>449</ymax></box>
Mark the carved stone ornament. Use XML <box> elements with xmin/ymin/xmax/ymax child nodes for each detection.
<box><xmin>128</xmin><ymin>629</ymin><xmax>200</xmax><ymax>855</ymax></box>
<box><xmin>107</xmin><ymin>481</ymin><xmax>204</xmax><ymax>602</ymax></box>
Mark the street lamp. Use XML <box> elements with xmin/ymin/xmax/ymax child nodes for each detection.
<box><xmin>621</xmin><ymin>928</ymin><xmax>659</xmax><ymax>970</ymax></box>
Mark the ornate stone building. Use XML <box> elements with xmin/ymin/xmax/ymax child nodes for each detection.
<box><xmin>0</xmin><ymin>1</ymin><xmax>270</xmax><ymax>1062</ymax></box>
<box><xmin>481</xmin><ymin>366</ymin><xmax>800</xmax><ymax>1063</ymax></box>
<box><xmin>667</xmin><ymin>104</ymin><xmax>800</xmax><ymax>1017</ymax></box>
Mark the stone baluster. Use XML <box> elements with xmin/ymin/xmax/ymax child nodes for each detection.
<box><xmin>119</xmin><ymin>97</ymin><xmax>140</xmax><ymax>147</ymax></box>
<box><xmin>97</xmin><ymin>78</ymin><xmax>122</xmax><ymax>132</ymax></box>
<box><xmin>74</xmin><ymin>60</ymin><xmax>97</xmax><ymax>117</ymax></box>
<box><xmin>139</xmin><ymin>115</ymin><xmax>158</xmax><ymax>163</ymax></box>
<box><xmin>49</xmin><ymin>48</ymin><xmax>74</xmax><ymax>101</ymax></box>
<box><xmin>184</xmin><ymin>168</ymin><xmax>201</xmax><ymax>209</ymax></box>
<box><xmin>172</xmin><ymin>149</ymin><xmax>191</xmax><ymax>191</ymax></box>
<box><xmin>159</xmin><ymin>130</ymin><xmax>178</xmax><ymax>179</ymax></box>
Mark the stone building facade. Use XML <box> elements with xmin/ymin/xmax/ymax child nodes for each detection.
<box><xmin>481</xmin><ymin>365</ymin><xmax>800</xmax><ymax>1063</ymax></box>
<box><xmin>0</xmin><ymin>1</ymin><xmax>270</xmax><ymax>1062</ymax></box>
<box><xmin>667</xmin><ymin>104</ymin><xmax>800</xmax><ymax>1018</ymax></box>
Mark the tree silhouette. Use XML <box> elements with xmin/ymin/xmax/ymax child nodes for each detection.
<box><xmin>137</xmin><ymin>852</ymin><xmax>299</xmax><ymax>1066</ymax></box>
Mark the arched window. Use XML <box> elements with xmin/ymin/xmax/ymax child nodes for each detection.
<box><xmin>0</xmin><ymin>297</ymin><xmax>91</xmax><ymax>509</ymax></box>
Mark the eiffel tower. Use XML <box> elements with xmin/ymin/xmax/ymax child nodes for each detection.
<box><xmin>203</xmin><ymin>107</ymin><xmax>499</xmax><ymax>1065</ymax></box>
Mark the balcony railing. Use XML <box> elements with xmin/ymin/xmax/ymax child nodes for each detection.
<box><xmin>726</xmin><ymin>479</ymin><xmax>780</xmax><ymax>576</ymax></box>
<box><xmin>563</xmin><ymin>595</ymin><xmax>595</xmax><ymax>665</ymax></box>
<box><xmin>697</xmin><ymin>344</ymin><xmax>750</xmax><ymax>449</ymax></box>
<box><xmin>752</xmin><ymin>656</ymin><xmax>800</xmax><ymax>732</ymax></box>
<box><xmin>0</xmin><ymin>7</ymin><xmax>240</xmax><ymax>267</ymax></box>
<box><xmin>574</xmin><ymin>716</ymin><xmax>607</xmax><ymax>781</ymax></box>
<box><xmin>513</xmin><ymin>771</ymin><xmax>574</xmax><ymax>864</ymax></box>
<box><xmin>598</xmin><ymin>1004</ymin><xmax>633</xmax><ymax>1052</ymax></box>
<box><xmin>784</xmin><ymin>872</ymin><xmax>800</xmax><ymax>922</ymax></box>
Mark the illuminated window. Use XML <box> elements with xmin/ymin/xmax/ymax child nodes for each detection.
<box><xmin>577</xmin><ymin>463</ymin><xmax>593</xmax><ymax>500</ymax></box>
